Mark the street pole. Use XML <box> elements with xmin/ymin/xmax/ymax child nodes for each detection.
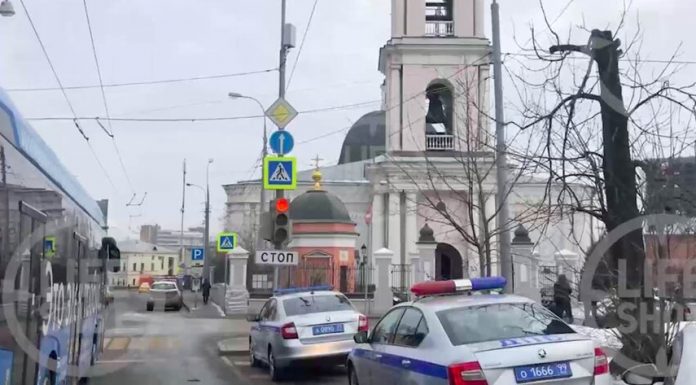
<box><xmin>180</xmin><ymin>159</ymin><xmax>187</xmax><ymax>279</ymax></box>
<box><xmin>203</xmin><ymin>160</ymin><xmax>213</xmax><ymax>282</ymax></box>
<box><xmin>273</xmin><ymin>0</ymin><xmax>288</xmax><ymax>290</ymax></box>
<box><xmin>491</xmin><ymin>0</ymin><xmax>512</xmax><ymax>290</ymax></box>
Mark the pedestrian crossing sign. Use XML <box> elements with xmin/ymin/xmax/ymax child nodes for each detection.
<box><xmin>263</xmin><ymin>156</ymin><xmax>297</xmax><ymax>190</ymax></box>
<box><xmin>216</xmin><ymin>232</ymin><xmax>238</xmax><ymax>252</ymax></box>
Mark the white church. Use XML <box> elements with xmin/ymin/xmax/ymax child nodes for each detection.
<box><xmin>223</xmin><ymin>0</ymin><xmax>597</xmax><ymax>298</ymax></box>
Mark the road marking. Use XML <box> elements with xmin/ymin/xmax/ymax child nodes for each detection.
<box><xmin>106</xmin><ymin>337</ymin><xmax>129</xmax><ymax>350</ymax></box>
<box><xmin>211</xmin><ymin>302</ymin><xmax>225</xmax><ymax>317</ymax></box>
<box><xmin>149</xmin><ymin>336</ymin><xmax>168</xmax><ymax>350</ymax></box>
<box><xmin>234</xmin><ymin>361</ymin><xmax>250</xmax><ymax>366</ymax></box>
<box><xmin>127</xmin><ymin>337</ymin><xmax>149</xmax><ymax>350</ymax></box>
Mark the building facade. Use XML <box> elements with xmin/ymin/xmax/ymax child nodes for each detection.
<box><xmin>222</xmin><ymin>0</ymin><xmax>597</xmax><ymax>295</ymax></box>
<box><xmin>110</xmin><ymin>240</ymin><xmax>179</xmax><ymax>287</ymax></box>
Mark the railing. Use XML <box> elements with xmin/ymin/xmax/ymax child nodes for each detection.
<box><xmin>426</xmin><ymin>134</ymin><xmax>454</xmax><ymax>150</ymax></box>
<box><xmin>390</xmin><ymin>264</ymin><xmax>412</xmax><ymax>294</ymax></box>
<box><xmin>425</xmin><ymin>20</ymin><xmax>454</xmax><ymax>37</ymax></box>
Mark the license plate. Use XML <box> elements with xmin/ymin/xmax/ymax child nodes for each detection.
<box><xmin>514</xmin><ymin>361</ymin><xmax>572</xmax><ymax>383</ymax></box>
<box><xmin>312</xmin><ymin>323</ymin><xmax>344</xmax><ymax>336</ymax></box>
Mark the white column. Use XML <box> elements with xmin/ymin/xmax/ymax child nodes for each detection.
<box><xmin>228</xmin><ymin>246</ymin><xmax>249</xmax><ymax>287</ymax></box>
<box><xmin>371</xmin><ymin>193</ymin><xmax>385</xmax><ymax>254</ymax></box>
<box><xmin>388</xmin><ymin>192</ymin><xmax>401</xmax><ymax>266</ymax></box>
<box><xmin>374</xmin><ymin>248</ymin><xmax>395</xmax><ymax>315</ymax></box>
<box><xmin>417</xmin><ymin>242</ymin><xmax>437</xmax><ymax>281</ymax></box>
<box><xmin>405</xmin><ymin>193</ymin><xmax>418</xmax><ymax>255</ymax></box>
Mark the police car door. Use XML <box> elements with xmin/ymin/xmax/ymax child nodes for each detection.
<box><xmin>369</xmin><ymin>308</ymin><xmax>406</xmax><ymax>385</ymax></box>
<box><xmin>256</xmin><ymin>299</ymin><xmax>276</xmax><ymax>361</ymax></box>
<box><xmin>385</xmin><ymin>307</ymin><xmax>435</xmax><ymax>385</ymax></box>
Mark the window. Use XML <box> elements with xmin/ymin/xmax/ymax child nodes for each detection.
<box><xmin>282</xmin><ymin>294</ymin><xmax>355</xmax><ymax>316</ymax></box>
<box><xmin>393</xmin><ymin>308</ymin><xmax>428</xmax><ymax>347</ymax></box>
<box><xmin>371</xmin><ymin>308</ymin><xmax>406</xmax><ymax>345</ymax></box>
<box><xmin>437</xmin><ymin>303</ymin><xmax>575</xmax><ymax>346</ymax></box>
<box><xmin>252</xmin><ymin>274</ymin><xmax>272</xmax><ymax>289</ymax></box>
<box><xmin>425</xmin><ymin>83</ymin><xmax>453</xmax><ymax>134</ymax></box>
<box><xmin>260</xmin><ymin>299</ymin><xmax>277</xmax><ymax>321</ymax></box>
<box><xmin>150</xmin><ymin>263</ymin><xmax>154</xmax><ymax>271</ymax></box>
<box><xmin>426</xmin><ymin>0</ymin><xmax>453</xmax><ymax>21</ymax></box>
<box><xmin>140</xmin><ymin>263</ymin><xmax>144</xmax><ymax>272</ymax></box>
<box><xmin>132</xmin><ymin>263</ymin><xmax>137</xmax><ymax>272</ymax></box>
<box><xmin>151</xmin><ymin>282</ymin><xmax>177</xmax><ymax>291</ymax></box>
<box><xmin>161</xmin><ymin>259</ymin><xmax>164</xmax><ymax>270</ymax></box>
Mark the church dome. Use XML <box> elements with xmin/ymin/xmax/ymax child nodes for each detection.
<box><xmin>290</xmin><ymin>190</ymin><xmax>353</xmax><ymax>223</ymax></box>
<box><xmin>338</xmin><ymin>110</ymin><xmax>386</xmax><ymax>164</ymax></box>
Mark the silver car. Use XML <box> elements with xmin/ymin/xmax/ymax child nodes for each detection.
<box><xmin>147</xmin><ymin>281</ymin><xmax>183</xmax><ymax>311</ymax></box>
<box><xmin>347</xmin><ymin>278</ymin><xmax>612</xmax><ymax>385</ymax></box>
<box><xmin>248</xmin><ymin>287</ymin><xmax>368</xmax><ymax>381</ymax></box>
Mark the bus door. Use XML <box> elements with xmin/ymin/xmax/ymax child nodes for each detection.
<box><xmin>15</xmin><ymin>201</ymin><xmax>47</xmax><ymax>385</ymax></box>
<box><xmin>68</xmin><ymin>231</ymin><xmax>87</xmax><ymax>378</ymax></box>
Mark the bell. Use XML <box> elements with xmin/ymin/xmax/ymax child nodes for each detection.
<box><xmin>0</xmin><ymin>0</ymin><xmax>15</xmax><ymax>17</ymax></box>
<box><xmin>426</xmin><ymin>94</ymin><xmax>446</xmax><ymax>124</ymax></box>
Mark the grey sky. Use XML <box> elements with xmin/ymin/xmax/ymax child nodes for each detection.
<box><xmin>1</xmin><ymin>0</ymin><xmax>692</xmax><ymax>240</ymax></box>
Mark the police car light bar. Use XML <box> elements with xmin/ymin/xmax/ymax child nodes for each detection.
<box><xmin>273</xmin><ymin>285</ymin><xmax>333</xmax><ymax>296</ymax></box>
<box><xmin>410</xmin><ymin>277</ymin><xmax>507</xmax><ymax>297</ymax></box>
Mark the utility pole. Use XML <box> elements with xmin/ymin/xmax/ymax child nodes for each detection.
<box><xmin>491</xmin><ymin>0</ymin><xmax>512</xmax><ymax>288</ymax></box>
<box><xmin>180</xmin><ymin>159</ymin><xmax>187</xmax><ymax>278</ymax></box>
<box><xmin>202</xmin><ymin>159</ymin><xmax>213</xmax><ymax>282</ymax></box>
<box><xmin>273</xmin><ymin>0</ymin><xmax>288</xmax><ymax>289</ymax></box>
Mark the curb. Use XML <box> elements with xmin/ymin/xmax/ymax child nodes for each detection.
<box><xmin>217</xmin><ymin>335</ymin><xmax>249</xmax><ymax>356</ymax></box>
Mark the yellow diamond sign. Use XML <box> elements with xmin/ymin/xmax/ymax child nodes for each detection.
<box><xmin>265</xmin><ymin>98</ymin><xmax>298</xmax><ymax>128</ymax></box>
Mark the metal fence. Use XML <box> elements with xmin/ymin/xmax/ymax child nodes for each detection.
<box><xmin>261</xmin><ymin>263</ymin><xmax>375</xmax><ymax>294</ymax></box>
<box><xmin>390</xmin><ymin>264</ymin><xmax>412</xmax><ymax>294</ymax></box>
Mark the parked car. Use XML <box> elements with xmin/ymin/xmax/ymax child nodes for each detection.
<box><xmin>138</xmin><ymin>282</ymin><xmax>150</xmax><ymax>293</ymax></box>
<box><xmin>147</xmin><ymin>281</ymin><xmax>183</xmax><ymax>311</ymax></box>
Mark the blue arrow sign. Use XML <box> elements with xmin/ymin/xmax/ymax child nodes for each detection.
<box><xmin>191</xmin><ymin>247</ymin><xmax>205</xmax><ymax>261</ymax></box>
<box><xmin>269</xmin><ymin>130</ymin><xmax>294</xmax><ymax>155</ymax></box>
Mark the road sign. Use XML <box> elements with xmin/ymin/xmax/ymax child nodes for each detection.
<box><xmin>216</xmin><ymin>232</ymin><xmax>238</xmax><ymax>252</ymax></box>
<box><xmin>191</xmin><ymin>247</ymin><xmax>205</xmax><ymax>261</ymax></box>
<box><xmin>265</xmin><ymin>98</ymin><xmax>298</xmax><ymax>129</ymax></box>
<box><xmin>44</xmin><ymin>236</ymin><xmax>56</xmax><ymax>257</ymax></box>
<box><xmin>263</xmin><ymin>156</ymin><xmax>297</xmax><ymax>190</ymax></box>
<box><xmin>255</xmin><ymin>250</ymin><xmax>298</xmax><ymax>266</ymax></box>
<box><xmin>269</xmin><ymin>130</ymin><xmax>294</xmax><ymax>155</ymax></box>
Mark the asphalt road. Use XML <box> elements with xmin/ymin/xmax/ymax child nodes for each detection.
<box><xmin>90</xmin><ymin>290</ymin><xmax>348</xmax><ymax>385</ymax></box>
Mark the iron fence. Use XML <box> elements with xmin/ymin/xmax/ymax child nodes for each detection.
<box><xmin>390</xmin><ymin>264</ymin><xmax>412</xmax><ymax>294</ymax></box>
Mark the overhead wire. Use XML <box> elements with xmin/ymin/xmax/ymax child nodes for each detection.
<box><xmin>286</xmin><ymin>0</ymin><xmax>319</xmax><ymax>91</ymax></box>
<box><xmin>6</xmin><ymin>68</ymin><xmax>277</xmax><ymax>92</ymax></box>
<box><xmin>82</xmin><ymin>0</ymin><xmax>136</xmax><ymax>194</ymax></box>
<box><xmin>17</xmin><ymin>0</ymin><xmax>118</xmax><ymax>191</ymax></box>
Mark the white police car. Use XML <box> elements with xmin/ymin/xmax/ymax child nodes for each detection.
<box><xmin>247</xmin><ymin>285</ymin><xmax>368</xmax><ymax>381</ymax></box>
<box><xmin>347</xmin><ymin>277</ymin><xmax>612</xmax><ymax>385</ymax></box>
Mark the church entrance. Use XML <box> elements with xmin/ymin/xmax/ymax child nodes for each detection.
<box><xmin>435</xmin><ymin>243</ymin><xmax>463</xmax><ymax>280</ymax></box>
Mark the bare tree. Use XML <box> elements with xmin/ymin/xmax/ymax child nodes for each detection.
<box><xmin>506</xmin><ymin>0</ymin><xmax>696</xmax><ymax>369</ymax></box>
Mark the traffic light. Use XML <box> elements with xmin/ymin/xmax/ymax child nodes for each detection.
<box><xmin>272</xmin><ymin>198</ymin><xmax>290</xmax><ymax>245</ymax></box>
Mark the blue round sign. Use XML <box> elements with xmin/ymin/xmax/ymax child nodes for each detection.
<box><xmin>269</xmin><ymin>130</ymin><xmax>294</xmax><ymax>155</ymax></box>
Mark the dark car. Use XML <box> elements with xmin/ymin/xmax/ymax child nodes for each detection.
<box><xmin>147</xmin><ymin>281</ymin><xmax>183</xmax><ymax>311</ymax></box>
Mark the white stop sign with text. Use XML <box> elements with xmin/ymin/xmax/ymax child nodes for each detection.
<box><xmin>255</xmin><ymin>250</ymin><xmax>299</xmax><ymax>266</ymax></box>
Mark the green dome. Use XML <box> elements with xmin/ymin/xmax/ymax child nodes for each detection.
<box><xmin>290</xmin><ymin>190</ymin><xmax>352</xmax><ymax>223</ymax></box>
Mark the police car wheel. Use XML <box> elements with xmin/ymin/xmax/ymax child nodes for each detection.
<box><xmin>349</xmin><ymin>365</ymin><xmax>360</xmax><ymax>385</ymax></box>
<box><xmin>249</xmin><ymin>340</ymin><xmax>259</xmax><ymax>367</ymax></box>
<box><xmin>268</xmin><ymin>348</ymin><xmax>282</xmax><ymax>381</ymax></box>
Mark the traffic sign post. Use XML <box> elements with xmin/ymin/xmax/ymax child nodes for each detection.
<box><xmin>263</xmin><ymin>156</ymin><xmax>297</xmax><ymax>190</ymax></box>
<box><xmin>265</xmin><ymin>98</ymin><xmax>298</xmax><ymax>129</ymax></box>
<box><xmin>191</xmin><ymin>247</ymin><xmax>205</xmax><ymax>261</ymax></box>
<box><xmin>44</xmin><ymin>236</ymin><xmax>56</xmax><ymax>258</ymax></box>
<box><xmin>216</xmin><ymin>232</ymin><xmax>238</xmax><ymax>253</ymax></box>
<box><xmin>269</xmin><ymin>130</ymin><xmax>294</xmax><ymax>155</ymax></box>
<box><xmin>255</xmin><ymin>250</ymin><xmax>298</xmax><ymax>266</ymax></box>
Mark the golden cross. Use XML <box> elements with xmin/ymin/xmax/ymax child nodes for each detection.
<box><xmin>312</xmin><ymin>154</ymin><xmax>324</xmax><ymax>169</ymax></box>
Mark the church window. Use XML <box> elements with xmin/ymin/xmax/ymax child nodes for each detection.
<box><xmin>426</xmin><ymin>0</ymin><xmax>454</xmax><ymax>36</ymax></box>
<box><xmin>425</xmin><ymin>83</ymin><xmax>453</xmax><ymax>135</ymax></box>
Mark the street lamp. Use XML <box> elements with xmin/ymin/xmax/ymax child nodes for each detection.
<box><xmin>228</xmin><ymin>92</ymin><xmax>268</xmax><ymax>249</ymax></box>
<box><xmin>0</xmin><ymin>0</ymin><xmax>15</xmax><ymax>17</ymax></box>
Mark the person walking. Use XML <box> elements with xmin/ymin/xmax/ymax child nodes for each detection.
<box><xmin>201</xmin><ymin>278</ymin><xmax>211</xmax><ymax>305</ymax></box>
<box><xmin>554</xmin><ymin>274</ymin><xmax>573</xmax><ymax>323</ymax></box>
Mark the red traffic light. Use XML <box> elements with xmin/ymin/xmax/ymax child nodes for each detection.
<box><xmin>276</xmin><ymin>198</ymin><xmax>289</xmax><ymax>214</ymax></box>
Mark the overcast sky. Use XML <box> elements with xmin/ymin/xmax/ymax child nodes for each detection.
<box><xmin>1</xmin><ymin>0</ymin><xmax>693</xmax><ymax>240</ymax></box>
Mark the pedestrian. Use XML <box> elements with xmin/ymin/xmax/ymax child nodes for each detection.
<box><xmin>202</xmin><ymin>278</ymin><xmax>211</xmax><ymax>305</ymax></box>
<box><xmin>553</xmin><ymin>274</ymin><xmax>573</xmax><ymax>323</ymax></box>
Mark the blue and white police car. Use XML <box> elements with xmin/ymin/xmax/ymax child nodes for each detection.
<box><xmin>347</xmin><ymin>277</ymin><xmax>611</xmax><ymax>385</ymax></box>
<box><xmin>247</xmin><ymin>285</ymin><xmax>368</xmax><ymax>381</ymax></box>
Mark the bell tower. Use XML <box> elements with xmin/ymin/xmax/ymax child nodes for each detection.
<box><xmin>379</xmin><ymin>0</ymin><xmax>490</xmax><ymax>153</ymax></box>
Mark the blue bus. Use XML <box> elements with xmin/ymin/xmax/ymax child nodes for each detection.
<box><xmin>0</xmin><ymin>88</ymin><xmax>120</xmax><ymax>385</ymax></box>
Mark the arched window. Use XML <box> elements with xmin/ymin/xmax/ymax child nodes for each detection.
<box><xmin>425</xmin><ymin>83</ymin><xmax>453</xmax><ymax>135</ymax></box>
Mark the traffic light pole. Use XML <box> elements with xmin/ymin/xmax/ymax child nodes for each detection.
<box><xmin>274</xmin><ymin>0</ymin><xmax>288</xmax><ymax>290</ymax></box>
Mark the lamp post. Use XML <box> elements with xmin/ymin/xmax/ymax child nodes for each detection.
<box><xmin>186</xmin><ymin>180</ymin><xmax>209</xmax><ymax>281</ymax></box>
<box><xmin>205</xmin><ymin>159</ymin><xmax>213</xmax><ymax>282</ymax></box>
<box><xmin>0</xmin><ymin>0</ymin><xmax>15</xmax><ymax>17</ymax></box>
<box><xmin>228</xmin><ymin>92</ymin><xmax>268</xmax><ymax>251</ymax></box>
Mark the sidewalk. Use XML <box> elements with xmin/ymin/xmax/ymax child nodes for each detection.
<box><xmin>181</xmin><ymin>290</ymin><xmax>226</xmax><ymax>318</ymax></box>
